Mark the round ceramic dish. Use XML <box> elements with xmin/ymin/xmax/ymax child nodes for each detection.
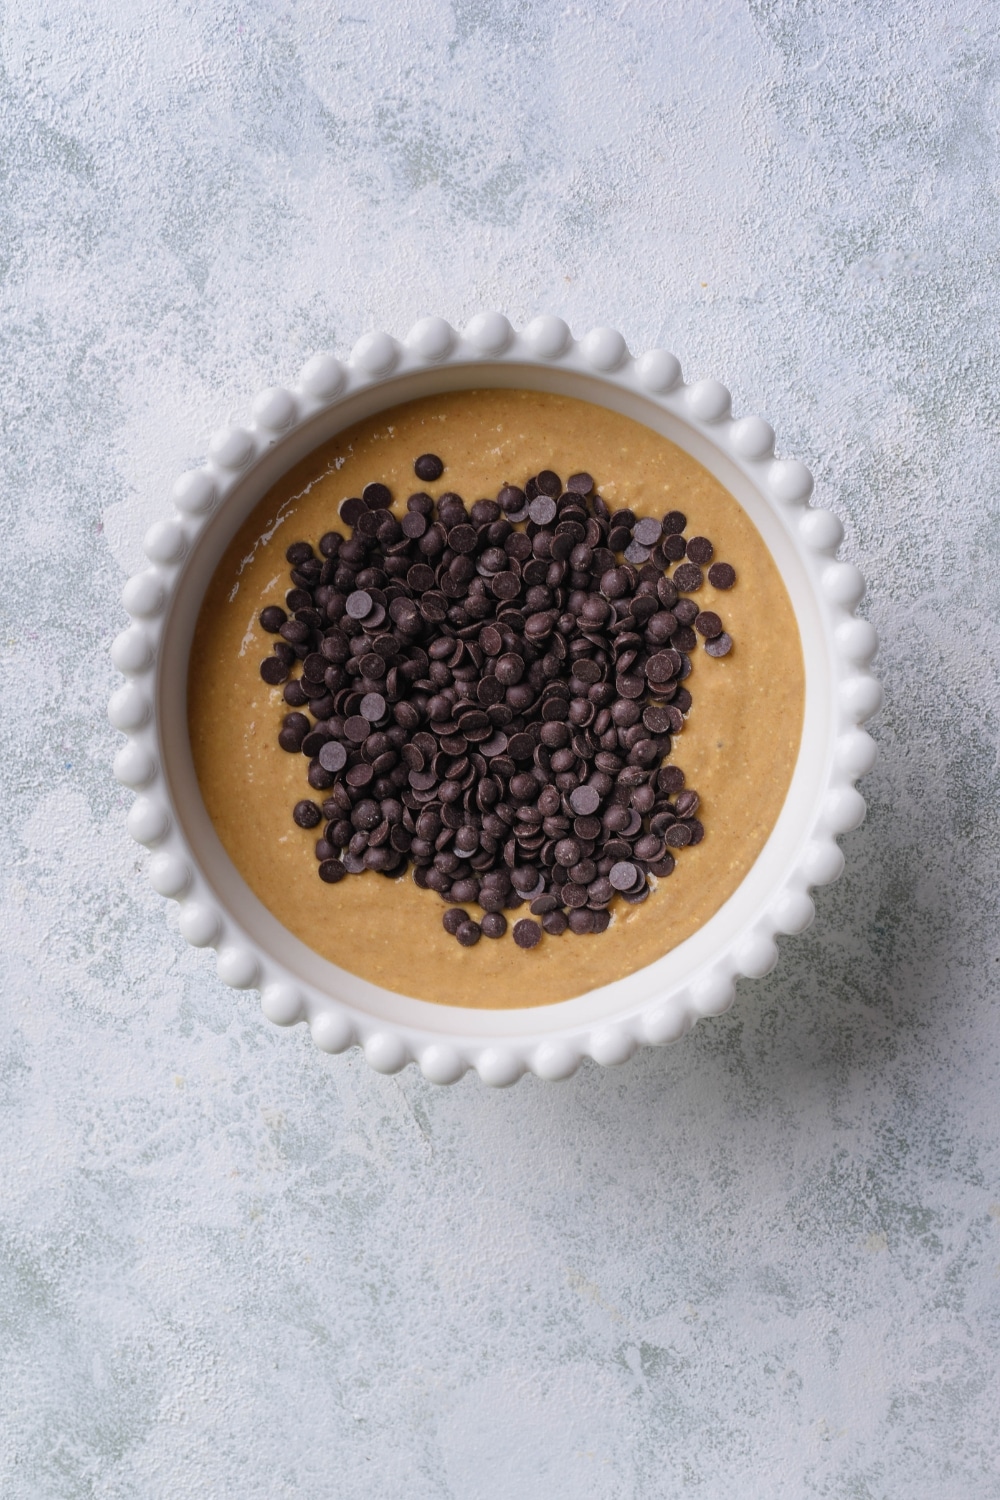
<box><xmin>110</xmin><ymin>314</ymin><xmax>881</xmax><ymax>1085</ymax></box>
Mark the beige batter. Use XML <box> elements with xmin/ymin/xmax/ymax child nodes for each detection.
<box><xmin>188</xmin><ymin>390</ymin><xmax>804</xmax><ymax>1008</ymax></box>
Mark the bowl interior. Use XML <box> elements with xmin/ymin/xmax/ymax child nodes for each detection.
<box><xmin>158</xmin><ymin>363</ymin><xmax>832</xmax><ymax>1040</ymax></box>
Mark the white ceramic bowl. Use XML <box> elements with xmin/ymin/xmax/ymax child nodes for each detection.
<box><xmin>110</xmin><ymin>314</ymin><xmax>880</xmax><ymax>1085</ymax></box>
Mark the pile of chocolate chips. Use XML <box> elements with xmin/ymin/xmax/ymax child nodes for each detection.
<box><xmin>258</xmin><ymin>458</ymin><xmax>737</xmax><ymax>948</ymax></box>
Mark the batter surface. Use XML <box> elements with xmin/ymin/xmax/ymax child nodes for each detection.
<box><xmin>188</xmin><ymin>390</ymin><xmax>804</xmax><ymax>1007</ymax></box>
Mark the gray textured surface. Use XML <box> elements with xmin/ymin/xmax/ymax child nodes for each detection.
<box><xmin>2</xmin><ymin>2</ymin><xmax>999</xmax><ymax>1496</ymax></box>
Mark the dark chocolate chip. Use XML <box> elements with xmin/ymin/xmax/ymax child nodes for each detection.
<box><xmin>672</xmin><ymin>563</ymin><xmax>703</xmax><ymax>592</ymax></box>
<box><xmin>686</xmin><ymin>536</ymin><xmax>714</xmax><ymax>564</ymax></box>
<box><xmin>339</xmin><ymin>497</ymin><xmax>366</xmax><ymax>525</ymax></box>
<box><xmin>293</xmin><ymin>799</ymin><xmax>322</xmax><ymax>828</ymax></box>
<box><xmin>528</xmin><ymin>495</ymin><xmax>558</xmax><ymax>525</ymax></box>
<box><xmin>708</xmin><ymin>562</ymin><xmax>736</xmax><ymax>589</ymax></box>
<box><xmin>456</xmin><ymin>919</ymin><xmax>481</xmax><ymax>946</ymax></box>
<box><xmin>443</xmin><ymin>907</ymin><xmax>468</xmax><ymax>935</ymax></box>
<box><xmin>609</xmin><ymin>860</ymin><xmax>640</xmax><ymax>891</ymax></box>
<box><xmin>363</xmin><ymin>482</ymin><xmax>393</xmax><ymax>509</ymax></box>
<box><xmin>642</xmin><ymin>706</ymin><xmax>673</xmax><ymax>734</ymax></box>
<box><xmin>481</xmin><ymin>912</ymin><xmax>507</xmax><ymax>938</ymax></box>
<box><xmin>694</xmin><ymin>611</ymin><xmax>723</xmax><ymax>639</ymax></box>
<box><xmin>414</xmin><ymin>453</ymin><xmax>444</xmax><ymax>482</ymax></box>
<box><xmin>259</xmin><ymin>605</ymin><xmax>287</xmax><ymax>632</ymax></box>
<box><xmin>664</xmin><ymin>822</ymin><xmax>692</xmax><ymax>848</ymax></box>
<box><xmin>346</xmin><ymin>590</ymin><xmax>373</xmax><ymax>619</ymax></box>
<box><xmin>705</xmin><ymin>632</ymin><xmax>733</xmax><ymax>657</ymax></box>
<box><xmin>344</xmin><ymin>715</ymin><xmax>370</xmax><ymax>743</ymax></box>
<box><xmin>632</xmin><ymin>517</ymin><xmax>662</xmax><ymax>547</ymax></box>
<box><xmin>260</xmin><ymin>656</ymin><xmax>289</xmax><ymax>685</ymax></box>
<box><xmin>318</xmin><ymin>741</ymin><xmax>348</xmax><ymax>774</ymax></box>
<box><xmin>568</xmin><ymin>908</ymin><xmax>597</xmax><ymax>934</ymax></box>
<box><xmin>498</xmin><ymin>485</ymin><xmax>526</xmax><ymax>514</ymax></box>
<box><xmin>513</xmin><ymin>918</ymin><xmax>542</xmax><ymax>949</ymax></box>
<box><xmin>402</xmin><ymin>511</ymin><xmax>427</xmax><ymax>539</ymax></box>
<box><xmin>360</xmin><ymin>692</ymin><xmax>387</xmax><ymax>722</ymax></box>
<box><xmin>569</xmin><ymin>785</ymin><xmax>601</xmax><ymax>816</ymax></box>
<box><xmin>318</xmin><ymin>858</ymin><xmax>347</xmax><ymax>883</ymax></box>
<box><xmin>661</xmin><ymin>511</ymin><xmax>687</xmax><ymax>535</ymax></box>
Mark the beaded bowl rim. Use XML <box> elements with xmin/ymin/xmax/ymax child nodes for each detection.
<box><xmin>110</xmin><ymin>314</ymin><xmax>880</xmax><ymax>1087</ymax></box>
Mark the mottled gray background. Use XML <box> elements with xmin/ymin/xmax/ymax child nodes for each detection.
<box><xmin>2</xmin><ymin>1</ymin><xmax>998</xmax><ymax>1496</ymax></box>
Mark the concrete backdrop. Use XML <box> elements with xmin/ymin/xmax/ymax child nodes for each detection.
<box><xmin>2</xmin><ymin>1</ymin><xmax>998</xmax><ymax>1495</ymax></box>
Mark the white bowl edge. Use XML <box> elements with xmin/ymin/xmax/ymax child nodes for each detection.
<box><xmin>110</xmin><ymin>315</ymin><xmax>881</xmax><ymax>1085</ymax></box>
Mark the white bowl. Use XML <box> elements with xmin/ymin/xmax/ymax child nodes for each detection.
<box><xmin>111</xmin><ymin>315</ymin><xmax>880</xmax><ymax>1086</ymax></box>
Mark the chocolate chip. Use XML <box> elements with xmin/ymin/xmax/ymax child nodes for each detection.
<box><xmin>662</xmin><ymin>511</ymin><xmax>686</xmax><ymax>535</ymax></box>
<box><xmin>360</xmin><ymin>692</ymin><xmax>387</xmax><ymax>722</ymax></box>
<box><xmin>402</xmin><ymin>511</ymin><xmax>427</xmax><ymax>539</ymax></box>
<box><xmin>414</xmin><ymin>454</ymin><xmax>444</xmax><ymax>481</ymax></box>
<box><xmin>695</xmin><ymin>611</ymin><xmax>723</xmax><ymax>639</ymax></box>
<box><xmin>340</xmin><ymin>497</ymin><xmax>366</xmax><ymax>525</ymax></box>
<box><xmin>259</xmin><ymin>605</ymin><xmax>287</xmax><ymax>632</ymax></box>
<box><xmin>318</xmin><ymin>858</ymin><xmax>347</xmax><ymax>883</ymax></box>
<box><xmin>658</xmin><ymin>765</ymin><xmax>685</xmax><ymax>793</ymax></box>
<box><xmin>642</xmin><ymin>706</ymin><xmax>673</xmax><ymax>733</ymax></box>
<box><xmin>632</xmin><ymin>517</ymin><xmax>662</xmax><ymax>547</ymax></box>
<box><xmin>569</xmin><ymin>785</ymin><xmax>601</xmax><ymax>816</ymax></box>
<box><xmin>481</xmin><ymin>912</ymin><xmax>507</xmax><ymax>938</ymax></box>
<box><xmin>449</xmin><ymin>523</ymin><xmax>478</xmax><ymax>554</ymax></box>
<box><xmin>443</xmin><ymin>907</ymin><xmax>467</xmax><ymax>935</ymax></box>
<box><xmin>568</xmin><ymin>908</ymin><xmax>597</xmax><ymax>934</ymax></box>
<box><xmin>498</xmin><ymin>485</ymin><xmax>526</xmax><ymax>514</ymax></box>
<box><xmin>344</xmin><ymin>715</ymin><xmax>370</xmax><ymax>743</ymax></box>
<box><xmin>686</xmin><ymin>536</ymin><xmax>713</xmax><ymax>564</ymax></box>
<box><xmin>346</xmin><ymin>589</ymin><xmax>373</xmax><ymax>619</ymax></box>
<box><xmin>705</xmin><ymin>632</ymin><xmax>733</xmax><ymax>657</ymax></box>
<box><xmin>317</xmin><ymin>741</ymin><xmax>347</xmax><ymax>774</ymax></box>
<box><xmin>609</xmin><ymin>860</ymin><xmax>640</xmax><ymax>891</ymax></box>
<box><xmin>456</xmin><ymin>919</ymin><xmax>481</xmax><ymax>946</ymax></box>
<box><xmin>293</xmin><ymin>799</ymin><xmax>321</xmax><ymax>828</ymax></box>
<box><xmin>566</xmin><ymin>472</ymin><xmax>594</xmax><ymax>495</ymax></box>
<box><xmin>664</xmin><ymin>822</ymin><xmax>692</xmax><ymax>848</ymax></box>
<box><xmin>672</xmin><ymin>563</ymin><xmax>703</xmax><ymax>592</ymax></box>
<box><xmin>260</xmin><ymin>656</ymin><xmax>289</xmax><ymax>684</ymax></box>
<box><xmin>528</xmin><ymin>495</ymin><xmax>558</xmax><ymax>525</ymax></box>
<box><xmin>513</xmin><ymin>918</ymin><xmax>542</xmax><ymax>949</ymax></box>
<box><xmin>708</xmin><ymin>562</ymin><xmax>736</xmax><ymax>589</ymax></box>
<box><xmin>495</xmin><ymin>653</ymin><xmax>524</xmax><ymax>686</ymax></box>
<box><xmin>363</xmin><ymin>482</ymin><xmax>392</xmax><ymax>509</ymax></box>
<box><xmin>536</xmin><ymin>470</ymin><xmax>561</xmax><ymax>496</ymax></box>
